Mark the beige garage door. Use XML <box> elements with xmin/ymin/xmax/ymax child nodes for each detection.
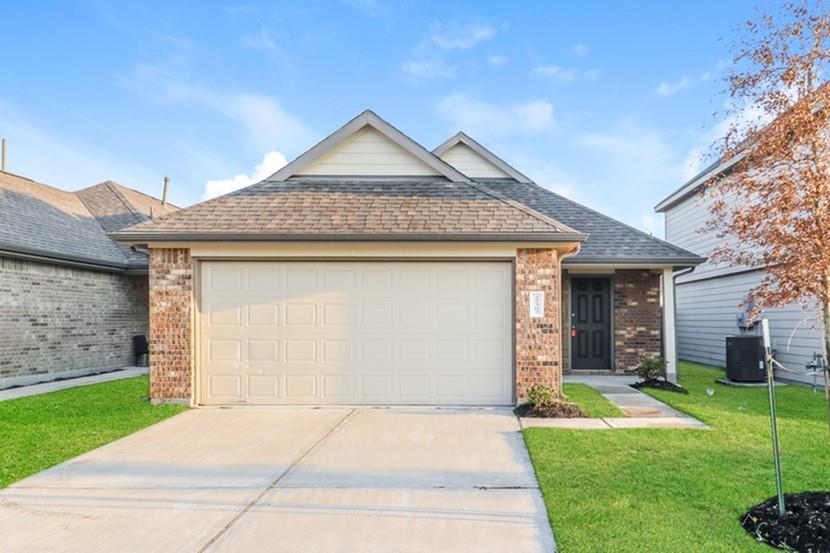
<box><xmin>198</xmin><ymin>261</ymin><xmax>512</xmax><ymax>405</ymax></box>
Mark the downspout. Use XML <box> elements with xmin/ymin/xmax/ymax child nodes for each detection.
<box><xmin>558</xmin><ymin>243</ymin><xmax>582</xmax><ymax>385</ymax></box>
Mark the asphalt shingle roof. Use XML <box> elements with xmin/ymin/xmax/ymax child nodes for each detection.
<box><xmin>478</xmin><ymin>180</ymin><xmax>702</xmax><ymax>263</ymax></box>
<box><xmin>115</xmin><ymin>177</ymin><xmax>583</xmax><ymax>239</ymax></box>
<box><xmin>0</xmin><ymin>172</ymin><xmax>175</xmax><ymax>270</ymax></box>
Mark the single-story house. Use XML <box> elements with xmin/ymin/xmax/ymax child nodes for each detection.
<box><xmin>656</xmin><ymin>161</ymin><xmax>825</xmax><ymax>385</ymax></box>
<box><xmin>113</xmin><ymin>110</ymin><xmax>703</xmax><ymax>406</ymax></box>
<box><xmin>0</xmin><ymin>171</ymin><xmax>176</xmax><ymax>389</ymax></box>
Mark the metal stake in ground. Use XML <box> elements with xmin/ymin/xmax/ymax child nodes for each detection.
<box><xmin>761</xmin><ymin>319</ymin><xmax>785</xmax><ymax>517</ymax></box>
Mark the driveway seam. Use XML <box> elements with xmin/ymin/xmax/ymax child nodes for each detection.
<box><xmin>196</xmin><ymin>408</ymin><xmax>357</xmax><ymax>553</ymax></box>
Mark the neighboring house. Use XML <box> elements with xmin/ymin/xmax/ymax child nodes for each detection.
<box><xmin>113</xmin><ymin>110</ymin><xmax>702</xmax><ymax>406</ymax></box>
<box><xmin>656</xmin><ymin>163</ymin><xmax>824</xmax><ymax>385</ymax></box>
<box><xmin>0</xmin><ymin>171</ymin><xmax>177</xmax><ymax>389</ymax></box>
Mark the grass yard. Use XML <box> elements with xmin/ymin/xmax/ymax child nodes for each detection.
<box><xmin>524</xmin><ymin>362</ymin><xmax>830</xmax><ymax>553</ymax></box>
<box><xmin>563</xmin><ymin>383</ymin><xmax>625</xmax><ymax>418</ymax></box>
<box><xmin>0</xmin><ymin>375</ymin><xmax>186</xmax><ymax>488</ymax></box>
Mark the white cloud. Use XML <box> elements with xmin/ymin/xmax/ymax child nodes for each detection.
<box><xmin>654</xmin><ymin>76</ymin><xmax>692</xmax><ymax>96</ymax></box>
<box><xmin>202</xmin><ymin>150</ymin><xmax>287</xmax><ymax>200</ymax></box>
<box><xmin>436</xmin><ymin>93</ymin><xmax>554</xmax><ymax>138</ymax></box>
<box><xmin>429</xmin><ymin>21</ymin><xmax>497</xmax><ymax>51</ymax></box>
<box><xmin>487</xmin><ymin>55</ymin><xmax>509</xmax><ymax>67</ymax></box>
<box><xmin>400</xmin><ymin>58</ymin><xmax>455</xmax><ymax>81</ymax></box>
<box><xmin>531</xmin><ymin>65</ymin><xmax>600</xmax><ymax>82</ymax></box>
<box><xmin>400</xmin><ymin>19</ymin><xmax>501</xmax><ymax>82</ymax></box>
<box><xmin>571</xmin><ymin>44</ymin><xmax>591</xmax><ymax>58</ymax></box>
<box><xmin>121</xmin><ymin>64</ymin><xmax>315</xmax><ymax>154</ymax></box>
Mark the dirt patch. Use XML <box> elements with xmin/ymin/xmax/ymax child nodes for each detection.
<box><xmin>741</xmin><ymin>492</ymin><xmax>830</xmax><ymax>552</ymax></box>
<box><xmin>514</xmin><ymin>402</ymin><xmax>586</xmax><ymax>418</ymax></box>
<box><xmin>631</xmin><ymin>379</ymin><xmax>689</xmax><ymax>394</ymax></box>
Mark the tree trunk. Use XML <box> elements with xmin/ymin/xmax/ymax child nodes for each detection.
<box><xmin>821</xmin><ymin>277</ymin><xmax>830</xmax><ymax>436</ymax></box>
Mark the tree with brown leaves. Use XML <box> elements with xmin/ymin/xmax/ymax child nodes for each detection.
<box><xmin>704</xmin><ymin>2</ymin><xmax>830</xmax><ymax>420</ymax></box>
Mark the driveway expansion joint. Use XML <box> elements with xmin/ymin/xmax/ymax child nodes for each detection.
<box><xmin>196</xmin><ymin>408</ymin><xmax>357</xmax><ymax>553</ymax></box>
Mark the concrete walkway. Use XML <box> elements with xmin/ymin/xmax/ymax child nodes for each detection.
<box><xmin>0</xmin><ymin>407</ymin><xmax>555</xmax><ymax>553</ymax></box>
<box><xmin>521</xmin><ymin>374</ymin><xmax>708</xmax><ymax>429</ymax></box>
<box><xmin>0</xmin><ymin>367</ymin><xmax>148</xmax><ymax>402</ymax></box>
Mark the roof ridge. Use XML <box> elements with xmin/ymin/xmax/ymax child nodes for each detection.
<box><xmin>103</xmin><ymin>181</ymin><xmax>144</xmax><ymax>219</ymax></box>
<box><xmin>72</xmin><ymin>187</ymin><xmax>132</xmax><ymax>265</ymax></box>
<box><xmin>467</xmin><ymin>180</ymin><xmax>583</xmax><ymax>236</ymax></box>
<box><xmin>520</xmin><ymin>181</ymin><xmax>694</xmax><ymax>256</ymax></box>
<box><xmin>107</xmin><ymin>180</ymin><xmax>181</xmax><ymax>210</ymax></box>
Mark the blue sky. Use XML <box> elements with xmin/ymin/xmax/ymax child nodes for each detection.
<box><xmin>0</xmin><ymin>1</ymin><xmax>774</xmax><ymax>236</ymax></box>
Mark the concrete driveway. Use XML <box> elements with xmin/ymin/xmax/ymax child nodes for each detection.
<box><xmin>0</xmin><ymin>407</ymin><xmax>555</xmax><ymax>553</ymax></box>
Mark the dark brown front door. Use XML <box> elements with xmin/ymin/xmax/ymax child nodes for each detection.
<box><xmin>571</xmin><ymin>278</ymin><xmax>611</xmax><ymax>370</ymax></box>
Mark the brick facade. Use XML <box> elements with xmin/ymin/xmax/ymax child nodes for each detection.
<box><xmin>515</xmin><ymin>248</ymin><xmax>562</xmax><ymax>398</ymax></box>
<box><xmin>0</xmin><ymin>255</ymin><xmax>148</xmax><ymax>388</ymax></box>
<box><xmin>561</xmin><ymin>269</ymin><xmax>663</xmax><ymax>374</ymax></box>
<box><xmin>613</xmin><ymin>269</ymin><xmax>662</xmax><ymax>372</ymax></box>
<box><xmin>149</xmin><ymin>248</ymin><xmax>193</xmax><ymax>402</ymax></box>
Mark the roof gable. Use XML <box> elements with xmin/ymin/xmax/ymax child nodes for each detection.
<box><xmin>433</xmin><ymin>132</ymin><xmax>532</xmax><ymax>183</ymax></box>
<box><xmin>297</xmin><ymin>127</ymin><xmax>442</xmax><ymax>177</ymax></box>
<box><xmin>438</xmin><ymin>143</ymin><xmax>510</xmax><ymax>179</ymax></box>
<box><xmin>270</xmin><ymin>110</ymin><xmax>469</xmax><ymax>182</ymax></box>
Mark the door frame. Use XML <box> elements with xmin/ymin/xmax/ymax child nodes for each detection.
<box><xmin>193</xmin><ymin>257</ymin><xmax>517</xmax><ymax>406</ymax></box>
<box><xmin>568</xmin><ymin>275</ymin><xmax>614</xmax><ymax>371</ymax></box>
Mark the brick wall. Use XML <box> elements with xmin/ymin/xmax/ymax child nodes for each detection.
<box><xmin>515</xmin><ymin>248</ymin><xmax>562</xmax><ymax>398</ymax></box>
<box><xmin>613</xmin><ymin>269</ymin><xmax>662</xmax><ymax>372</ymax></box>
<box><xmin>0</xmin><ymin>255</ymin><xmax>148</xmax><ymax>388</ymax></box>
<box><xmin>149</xmin><ymin>248</ymin><xmax>192</xmax><ymax>402</ymax></box>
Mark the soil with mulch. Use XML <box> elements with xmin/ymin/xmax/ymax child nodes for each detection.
<box><xmin>631</xmin><ymin>378</ymin><xmax>689</xmax><ymax>394</ymax></box>
<box><xmin>741</xmin><ymin>492</ymin><xmax>830</xmax><ymax>552</ymax></box>
<box><xmin>513</xmin><ymin>402</ymin><xmax>586</xmax><ymax>418</ymax></box>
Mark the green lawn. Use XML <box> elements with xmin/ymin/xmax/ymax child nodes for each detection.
<box><xmin>0</xmin><ymin>375</ymin><xmax>186</xmax><ymax>488</ymax></box>
<box><xmin>525</xmin><ymin>362</ymin><xmax>830</xmax><ymax>552</ymax></box>
<box><xmin>563</xmin><ymin>383</ymin><xmax>625</xmax><ymax>418</ymax></box>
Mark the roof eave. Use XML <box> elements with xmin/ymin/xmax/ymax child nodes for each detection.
<box><xmin>111</xmin><ymin>231</ymin><xmax>588</xmax><ymax>244</ymax></box>
<box><xmin>563</xmin><ymin>255</ymin><xmax>706</xmax><ymax>267</ymax></box>
<box><xmin>0</xmin><ymin>242</ymin><xmax>137</xmax><ymax>273</ymax></box>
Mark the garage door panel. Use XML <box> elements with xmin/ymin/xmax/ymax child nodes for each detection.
<box><xmin>199</xmin><ymin>261</ymin><xmax>512</xmax><ymax>405</ymax></box>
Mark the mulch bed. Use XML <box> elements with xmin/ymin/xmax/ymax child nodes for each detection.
<box><xmin>513</xmin><ymin>402</ymin><xmax>586</xmax><ymax>418</ymax></box>
<box><xmin>631</xmin><ymin>378</ymin><xmax>689</xmax><ymax>394</ymax></box>
<box><xmin>741</xmin><ymin>492</ymin><xmax>830</xmax><ymax>552</ymax></box>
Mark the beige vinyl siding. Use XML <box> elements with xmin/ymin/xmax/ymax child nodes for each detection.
<box><xmin>438</xmin><ymin>143</ymin><xmax>510</xmax><ymax>179</ymax></box>
<box><xmin>676</xmin><ymin>269</ymin><xmax>823</xmax><ymax>385</ymax></box>
<box><xmin>296</xmin><ymin>127</ymin><xmax>441</xmax><ymax>177</ymax></box>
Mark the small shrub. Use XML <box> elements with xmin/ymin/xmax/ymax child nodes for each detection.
<box><xmin>634</xmin><ymin>355</ymin><xmax>667</xmax><ymax>382</ymax></box>
<box><xmin>527</xmin><ymin>383</ymin><xmax>557</xmax><ymax>409</ymax></box>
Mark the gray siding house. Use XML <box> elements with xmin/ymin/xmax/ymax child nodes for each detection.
<box><xmin>656</xmin><ymin>163</ymin><xmax>824</xmax><ymax>385</ymax></box>
<box><xmin>0</xmin><ymin>171</ymin><xmax>176</xmax><ymax>389</ymax></box>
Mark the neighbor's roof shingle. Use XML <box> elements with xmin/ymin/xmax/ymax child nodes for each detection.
<box><xmin>0</xmin><ymin>172</ymin><xmax>175</xmax><ymax>269</ymax></box>
<box><xmin>478</xmin><ymin>180</ymin><xmax>703</xmax><ymax>263</ymax></box>
<box><xmin>114</xmin><ymin>177</ymin><xmax>584</xmax><ymax>240</ymax></box>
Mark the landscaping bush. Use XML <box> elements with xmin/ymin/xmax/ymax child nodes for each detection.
<box><xmin>630</xmin><ymin>355</ymin><xmax>688</xmax><ymax>394</ymax></box>
<box><xmin>515</xmin><ymin>384</ymin><xmax>586</xmax><ymax>418</ymax></box>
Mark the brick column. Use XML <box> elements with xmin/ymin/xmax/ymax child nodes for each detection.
<box><xmin>149</xmin><ymin>248</ymin><xmax>193</xmax><ymax>403</ymax></box>
<box><xmin>613</xmin><ymin>269</ymin><xmax>661</xmax><ymax>373</ymax></box>
<box><xmin>515</xmin><ymin>248</ymin><xmax>562</xmax><ymax>399</ymax></box>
